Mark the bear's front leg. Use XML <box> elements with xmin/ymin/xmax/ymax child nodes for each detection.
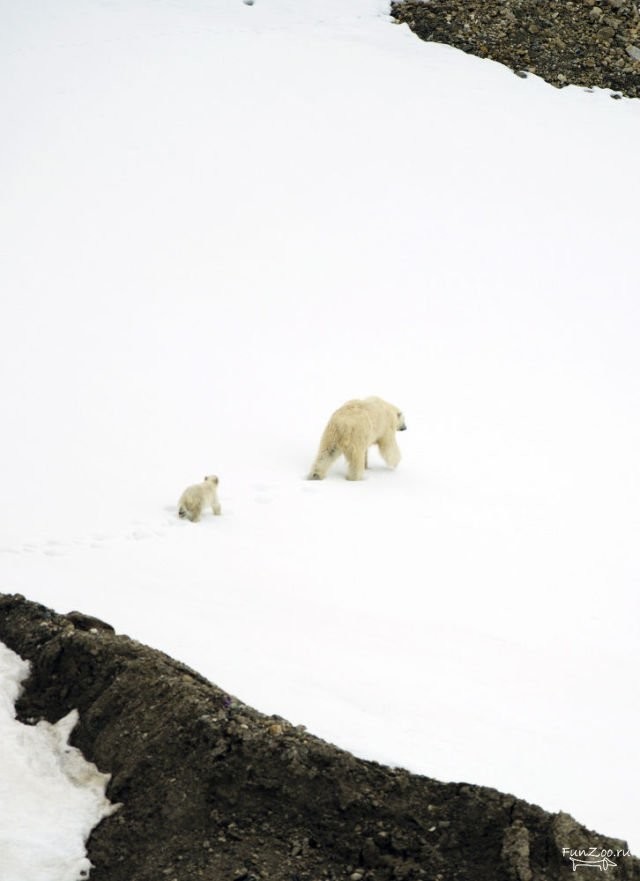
<box><xmin>378</xmin><ymin>437</ymin><xmax>401</xmax><ymax>469</ymax></box>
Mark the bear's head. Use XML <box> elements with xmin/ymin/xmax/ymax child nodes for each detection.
<box><xmin>364</xmin><ymin>396</ymin><xmax>407</xmax><ymax>432</ymax></box>
<box><xmin>203</xmin><ymin>475</ymin><xmax>219</xmax><ymax>485</ymax></box>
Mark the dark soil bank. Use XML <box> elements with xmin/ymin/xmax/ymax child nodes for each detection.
<box><xmin>391</xmin><ymin>0</ymin><xmax>640</xmax><ymax>99</ymax></box>
<box><xmin>1</xmin><ymin>594</ymin><xmax>637</xmax><ymax>881</ymax></box>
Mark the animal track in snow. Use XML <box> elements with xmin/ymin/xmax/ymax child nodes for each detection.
<box><xmin>0</xmin><ymin>521</ymin><xmax>173</xmax><ymax>558</ymax></box>
<box><xmin>253</xmin><ymin>483</ymin><xmax>276</xmax><ymax>504</ymax></box>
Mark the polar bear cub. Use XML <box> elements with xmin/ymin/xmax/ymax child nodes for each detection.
<box><xmin>309</xmin><ymin>396</ymin><xmax>407</xmax><ymax>481</ymax></box>
<box><xmin>178</xmin><ymin>475</ymin><xmax>222</xmax><ymax>521</ymax></box>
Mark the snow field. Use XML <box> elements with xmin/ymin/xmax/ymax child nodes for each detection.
<box><xmin>1</xmin><ymin>0</ymin><xmax>639</xmax><ymax>869</ymax></box>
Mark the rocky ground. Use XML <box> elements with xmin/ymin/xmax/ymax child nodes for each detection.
<box><xmin>391</xmin><ymin>0</ymin><xmax>640</xmax><ymax>99</ymax></box>
<box><xmin>0</xmin><ymin>593</ymin><xmax>638</xmax><ymax>881</ymax></box>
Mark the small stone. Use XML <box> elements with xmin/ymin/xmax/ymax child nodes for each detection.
<box><xmin>350</xmin><ymin>874</ymin><xmax>364</xmax><ymax>881</ymax></box>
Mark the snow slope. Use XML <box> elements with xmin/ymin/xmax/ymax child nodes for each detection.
<box><xmin>1</xmin><ymin>0</ymin><xmax>639</xmax><ymax>870</ymax></box>
<box><xmin>0</xmin><ymin>643</ymin><xmax>115</xmax><ymax>881</ymax></box>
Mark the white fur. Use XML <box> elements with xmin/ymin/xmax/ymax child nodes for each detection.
<box><xmin>308</xmin><ymin>396</ymin><xmax>407</xmax><ymax>481</ymax></box>
<box><xmin>177</xmin><ymin>475</ymin><xmax>222</xmax><ymax>521</ymax></box>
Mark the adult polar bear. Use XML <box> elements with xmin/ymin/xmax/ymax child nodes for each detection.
<box><xmin>308</xmin><ymin>397</ymin><xmax>407</xmax><ymax>481</ymax></box>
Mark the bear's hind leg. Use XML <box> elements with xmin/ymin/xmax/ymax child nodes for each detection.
<box><xmin>345</xmin><ymin>448</ymin><xmax>366</xmax><ymax>481</ymax></box>
<box><xmin>308</xmin><ymin>446</ymin><xmax>340</xmax><ymax>480</ymax></box>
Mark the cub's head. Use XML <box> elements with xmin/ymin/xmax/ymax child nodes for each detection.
<box><xmin>203</xmin><ymin>475</ymin><xmax>219</xmax><ymax>485</ymax></box>
<box><xmin>396</xmin><ymin>409</ymin><xmax>407</xmax><ymax>432</ymax></box>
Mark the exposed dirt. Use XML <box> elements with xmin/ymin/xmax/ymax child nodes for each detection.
<box><xmin>391</xmin><ymin>0</ymin><xmax>640</xmax><ymax>99</ymax></box>
<box><xmin>0</xmin><ymin>593</ymin><xmax>637</xmax><ymax>881</ymax></box>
